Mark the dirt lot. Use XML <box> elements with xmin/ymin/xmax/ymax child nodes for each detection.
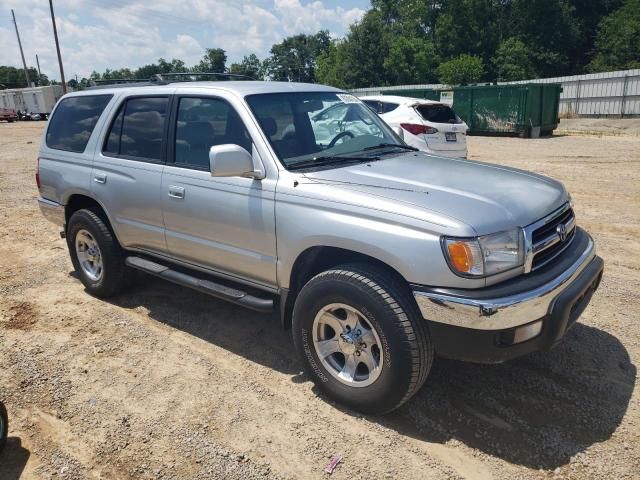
<box><xmin>0</xmin><ymin>122</ymin><xmax>639</xmax><ymax>480</ymax></box>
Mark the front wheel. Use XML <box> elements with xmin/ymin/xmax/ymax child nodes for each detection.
<box><xmin>292</xmin><ymin>264</ymin><xmax>433</xmax><ymax>414</ymax></box>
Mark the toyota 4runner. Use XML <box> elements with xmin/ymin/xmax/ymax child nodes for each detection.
<box><xmin>37</xmin><ymin>79</ymin><xmax>604</xmax><ymax>414</ymax></box>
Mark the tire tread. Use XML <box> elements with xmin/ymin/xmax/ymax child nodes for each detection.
<box><xmin>303</xmin><ymin>263</ymin><xmax>433</xmax><ymax>413</ymax></box>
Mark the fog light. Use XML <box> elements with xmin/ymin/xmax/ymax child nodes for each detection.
<box><xmin>513</xmin><ymin>320</ymin><xmax>543</xmax><ymax>344</ymax></box>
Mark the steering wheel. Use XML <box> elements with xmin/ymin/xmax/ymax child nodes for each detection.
<box><xmin>328</xmin><ymin>130</ymin><xmax>355</xmax><ymax>148</ymax></box>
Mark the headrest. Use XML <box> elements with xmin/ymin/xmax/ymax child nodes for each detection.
<box><xmin>259</xmin><ymin>117</ymin><xmax>278</xmax><ymax>137</ymax></box>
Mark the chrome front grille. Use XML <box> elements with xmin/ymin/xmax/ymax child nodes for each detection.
<box><xmin>524</xmin><ymin>204</ymin><xmax>576</xmax><ymax>272</ymax></box>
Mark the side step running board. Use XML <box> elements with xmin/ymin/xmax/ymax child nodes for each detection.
<box><xmin>125</xmin><ymin>256</ymin><xmax>274</xmax><ymax>313</ymax></box>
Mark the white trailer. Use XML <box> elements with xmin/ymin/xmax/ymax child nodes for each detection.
<box><xmin>0</xmin><ymin>85</ymin><xmax>64</xmax><ymax>118</ymax></box>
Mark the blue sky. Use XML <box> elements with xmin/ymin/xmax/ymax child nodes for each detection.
<box><xmin>0</xmin><ymin>0</ymin><xmax>369</xmax><ymax>81</ymax></box>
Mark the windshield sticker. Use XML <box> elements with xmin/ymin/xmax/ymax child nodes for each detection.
<box><xmin>337</xmin><ymin>94</ymin><xmax>361</xmax><ymax>104</ymax></box>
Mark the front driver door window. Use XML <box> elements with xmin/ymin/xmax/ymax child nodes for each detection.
<box><xmin>174</xmin><ymin>97</ymin><xmax>252</xmax><ymax>169</ymax></box>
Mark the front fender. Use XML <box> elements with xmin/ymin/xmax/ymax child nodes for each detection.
<box><xmin>275</xmin><ymin>193</ymin><xmax>486</xmax><ymax>289</ymax></box>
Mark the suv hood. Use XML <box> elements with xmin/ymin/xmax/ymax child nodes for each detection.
<box><xmin>302</xmin><ymin>152</ymin><xmax>567</xmax><ymax>236</ymax></box>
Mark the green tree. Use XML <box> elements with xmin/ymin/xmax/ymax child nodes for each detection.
<box><xmin>0</xmin><ymin>65</ymin><xmax>48</xmax><ymax>88</ymax></box>
<box><xmin>588</xmin><ymin>0</ymin><xmax>640</xmax><ymax>72</ymax></box>
<box><xmin>263</xmin><ymin>31</ymin><xmax>330</xmax><ymax>82</ymax></box>
<box><xmin>505</xmin><ymin>0</ymin><xmax>581</xmax><ymax>76</ymax></box>
<box><xmin>195</xmin><ymin>48</ymin><xmax>228</xmax><ymax>73</ymax></box>
<box><xmin>492</xmin><ymin>38</ymin><xmax>537</xmax><ymax>81</ymax></box>
<box><xmin>383</xmin><ymin>36</ymin><xmax>440</xmax><ymax>84</ymax></box>
<box><xmin>317</xmin><ymin>10</ymin><xmax>393</xmax><ymax>88</ymax></box>
<box><xmin>228</xmin><ymin>54</ymin><xmax>262</xmax><ymax>79</ymax></box>
<box><xmin>158</xmin><ymin>58</ymin><xmax>188</xmax><ymax>73</ymax></box>
<box><xmin>316</xmin><ymin>41</ymin><xmax>352</xmax><ymax>88</ymax></box>
<box><xmin>134</xmin><ymin>64</ymin><xmax>161</xmax><ymax>79</ymax></box>
<box><xmin>437</xmin><ymin>54</ymin><xmax>485</xmax><ymax>85</ymax></box>
<box><xmin>434</xmin><ymin>0</ymin><xmax>499</xmax><ymax>73</ymax></box>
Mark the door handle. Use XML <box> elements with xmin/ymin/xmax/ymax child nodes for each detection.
<box><xmin>93</xmin><ymin>173</ymin><xmax>107</xmax><ymax>184</ymax></box>
<box><xmin>168</xmin><ymin>186</ymin><xmax>185</xmax><ymax>199</ymax></box>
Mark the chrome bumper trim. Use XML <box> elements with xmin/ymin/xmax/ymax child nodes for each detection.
<box><xmin>413</xmin><ymin>235</ymin><xmax>596</xmax><ymax>330</ymax></box>
<box><xmin>38</xmin><ymin>197</ymin><xmax>65</xmax><ymax>227</ymax></box>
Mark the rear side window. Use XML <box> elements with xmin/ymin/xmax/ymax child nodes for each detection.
<box><xmin>416</xmin><ymin>104</ymin><xmax>462</xmax><ymax>124</ymax></box>
<box><xmin>362</xmin><ymin>100</ymin><xmax>382</xmax><ymax>114</ymax></box>
<box><xmin>381</xmin><ymin>102</ymin><xmax>399</xmax><ymax>113</ymax></box>
<box><xmin>103</xmin><ymin>97</ymin><xmax>168</xmax><ymax>161</ymax></box>
<box><xmin>46</xmin><ymin>95</ymin><xmax>113</xmax><ymax>152</ymax></box>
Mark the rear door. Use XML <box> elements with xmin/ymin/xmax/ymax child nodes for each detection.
<box><xmin>414</xmin><ymin>103</ymin><xmax>467</xmax><ymax>152</ymax></box>
<box><xmin>91</xmin><ymin>93</ymin><xmax>171</xmax><ymax>253</ymax></box>
<box><xmin>160</xmin><ymin>94</ymin><xmax>277</xmax><ymax>288</ymax></box>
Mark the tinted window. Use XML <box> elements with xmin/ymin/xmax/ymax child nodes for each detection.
<box><xmin>362</xmin><ymin>100</ymin><xmax>382</xmax><ymax>114</ymax></box>
<box><xmin>103</xmin><ymin>97</ymin><xmax>168</xmax><ymax>160</ymax></box>
<box><xmin>175</xmin><ymin>97</ymin><xmax>252</xmax><ymax>169</ymax></box>
<box><xmin>416</xmin><ymin>104</ymin><xmax>462</xmax><ymax>124</ymax></box>
<box><xmin>381</xmin><ymin>102</ymin><xmax>399</xmax><ymax>113</ymax></box>
<box><xmin>103</xmin><ymin>106</ymin><xmax>123</xmax><ymax>155</ymax></box>
<box><xmin>46</xmin><ymin>95</ymin><xmax>113</xmax><ymax>152</ymax></box>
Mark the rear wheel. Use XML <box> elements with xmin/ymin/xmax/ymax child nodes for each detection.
<box><xmin>292</xmin><ymin>264</ymin><xmax>433</xmax><ymax>414</ymax></box>
<box><xmin>67</xmin><ymin>209</ymin><xmax>129</xmax><ymax>298</ymax></box>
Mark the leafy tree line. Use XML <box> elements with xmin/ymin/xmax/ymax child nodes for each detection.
<box><xmin>2</xmin><ymin>0</ymin><xmax>638</xmax><ymax>90</ymax></box>
<box><xmin>82</xmin><ymin>31</ymin><xmax>331</xmax><ymax>88</ymax></box>
<box><xmin>316</xmin><ymin>0</ymin><xmax>640</xmax><ymax>88</ymax></box>
<box><xmin>0</xmin><ymin>66</ymin><xmax>50</xmax><ymax>89</ymax></box>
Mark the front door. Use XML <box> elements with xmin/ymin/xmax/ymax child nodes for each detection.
<box><xmin>161</xmin><ymin>95</ymin><xmax>277</xmax><ymax>288</ymax></box>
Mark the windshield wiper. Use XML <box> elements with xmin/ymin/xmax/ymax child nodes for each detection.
<box><xmin>363</xmin><ymin>143</ymin><xmax>419</xmax><ymax>152</ymax></box>
<box><xmin>288</xmin><ymin>155</ymin><xmax>378</xmax><ymax>171</ymax></box>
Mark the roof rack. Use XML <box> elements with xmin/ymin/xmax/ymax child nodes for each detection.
<box><xmin>152</xmin><ymin>72</ymin><xmax>254</xmax><ymax>82</ymax></box>
<box><xmin>86</xmin><ymin>72</ymin><xmax>255</xmax><ymax>90</ymax></box>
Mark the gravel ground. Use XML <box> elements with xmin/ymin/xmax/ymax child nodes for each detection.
<box><xmin>0</xmin><ymin>122</ymin><xmax>639</xmax><ymax>479</ymax></box>
<box><xmin>556</xmin><ymin>118</ymin><xmax>640</xmax><ymax>136</ymax></box>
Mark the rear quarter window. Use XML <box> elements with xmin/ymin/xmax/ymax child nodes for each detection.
<box><xmin>381</xmin><ymin>102</ymin><xmax>399</xmax><ymax>113</ymax></box>
<box><xmin>416</xmin><ymin>104</ymin><xmax>462</xmax><ymax>124</ymax></box>
<box><xmin>46</xmin><ymin>95</ymin><xmax>113</xmax><ymax>153</ymax></box>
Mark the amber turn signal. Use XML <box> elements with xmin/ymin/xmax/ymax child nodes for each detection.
<box><xmin>447</xmin><ymin>241</ymin><xmax>473</xmax><ymax>273</ymax></box>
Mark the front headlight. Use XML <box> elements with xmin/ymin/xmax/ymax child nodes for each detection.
<box><xmin>443</xmin><ymin>228</ymin><xmax>524</xmax><ymax>277</ymax></box>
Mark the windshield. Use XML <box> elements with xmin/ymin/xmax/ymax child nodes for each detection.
<box><xmin>245</xmin><ymin>92</ymin><xmax>402</xmax><ymax>169</ymax></box>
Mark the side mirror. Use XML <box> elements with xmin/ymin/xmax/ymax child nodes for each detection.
<box><xmin>394</xmin><ymin>126</ymin><xmax>404</xmax><ymax>139</ymax></box>
<box><xmin>209</xmin><ymin>144</ymin><xmax>260</xmax><ymax>179</ymax></box>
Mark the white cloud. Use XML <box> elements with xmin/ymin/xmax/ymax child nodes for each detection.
<box><xmin>0</xmin><ymin>0</ymin><xmax>365</xmax><ymax>80</ymax></box>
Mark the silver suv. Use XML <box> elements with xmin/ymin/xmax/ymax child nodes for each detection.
<box><xmin>37</xmin><ymin>80</ymin><xmax>604</xmax><ymax>414</ymax></box>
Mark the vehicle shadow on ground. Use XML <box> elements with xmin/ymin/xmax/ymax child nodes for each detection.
<box><xmin>109</xmin><ymin>274</ymin><xmax>635</xmax><ymax>470</ymax></box>
<box><xmin>381</xmin><ymin>322</ymin><xmax>636</xmax><ymax>469</ymax></box>
<box><xmin>0</xmin><ymin>437</ymin><xmax>31</xmax><ymax>480</ymax></box>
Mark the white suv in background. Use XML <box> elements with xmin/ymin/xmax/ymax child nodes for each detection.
<box><xmin>360</xmin><ymin>95</ymin><xmax>468</xmax><ymax>159</ymax></box>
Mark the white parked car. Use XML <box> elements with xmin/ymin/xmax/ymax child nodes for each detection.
<box><xmin>309</xmin><ymin>101</ymin><xmax>382</xmax><ymax>146</ymax></box>
<box><xmin>360</xmin><ymin>95</ymin><xmax>468</xmax><ymax>158</ymax></box>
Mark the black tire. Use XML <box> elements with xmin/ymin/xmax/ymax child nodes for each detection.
<box><xmin>0</xmin><ymin>401</ymin><xmax>7</xmax><ymax>453</ymax></box>
<box><xmin>292</xmin><ymin>263</ymin><xmax>433</xmax><ymax>414</ymax></box>
<box><xmin>67</xmin><ymin>208</ymin><xmax>129</xmax><ymax>298</ymax></box>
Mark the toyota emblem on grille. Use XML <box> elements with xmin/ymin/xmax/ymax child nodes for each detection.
<box><xmin>557</xmin><ymin>223</ymin><xmax>567</xmax><ymax>242</ymax></box>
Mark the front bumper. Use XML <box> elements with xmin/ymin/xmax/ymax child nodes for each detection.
<box><xmin>412</xmin><ymin>227</ymin><xmax>604</xmax><ymax>363</ymax></box>
<box><xmin>38</xmin><ymin>197</ymin><xmax>65</xmax><ymax>227</ymax></box>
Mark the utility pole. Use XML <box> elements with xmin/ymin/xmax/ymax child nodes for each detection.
<box><xmin>36</xmin><ymin>54</ymin><xmax>42</xmax><ymax>85</ymax></box>
<box><xmin>11</xmin><ymin>9</ymin><xmax>32</xmax><ymax>88</ymax></box>
<box><xmin>49</xmin><ymin>0</ymin><xmax>67</xmax><ymax>93</ymax></box>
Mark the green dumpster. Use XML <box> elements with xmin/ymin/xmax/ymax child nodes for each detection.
<box><xmin>383</xmin><ymin>83</ymin><xmax>562</xmax><ymax>137</ymax></box>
